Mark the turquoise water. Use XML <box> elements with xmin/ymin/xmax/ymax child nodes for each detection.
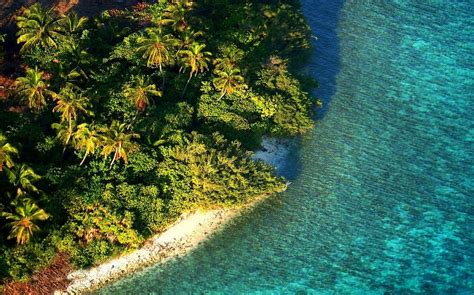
<box><xmin>99</xmin><ymin>0</ymin><xmax>473</xmax><ymax>293</ymax></box>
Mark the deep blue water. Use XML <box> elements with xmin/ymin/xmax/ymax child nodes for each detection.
<box><xmin>99</xmin><ymin>0</ymin><xmax>473</xmax><ymax>293</ymax></box>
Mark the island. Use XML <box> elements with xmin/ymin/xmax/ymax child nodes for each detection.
<box><xmin>0</xmin><ymin>0</ymin><xmax>316</xmax><ymax>293</ymax></box>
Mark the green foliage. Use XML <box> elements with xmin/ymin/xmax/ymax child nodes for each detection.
<box><xmin>109</xmin><ymin>33</ymin><xmax>144</xmax><ymax>65</ymax></box>
<box><xmin>106</xmin><ymin>182</ymin><xmax>166</xmax><ymax>233</ymax></box>
<box><xmin>256</xmin><ymin>57</ymin><xmax>314</xmax><ymax>135</ymax></box>
<box><xmin>198</xmin><ymin>81</ymin><xmax>259</xmax><ymax>133</ymax></box>
<box><xmin>158</xmin><ymin>132</ymin><xmax>286</xmax><ymax>215</ymax></box>
<box><xmin>73</xmin><ymin>240</ymin><xmax>121</xmax><ymax>268</ymax></box>
<box><xmin>0</xmin><ymin>241</ymin><xmax>55</xmax><ymax>280</ymax></box>
<box><xmin>1</xmin><ymin>0</ymin><xmax>316</xmax><ymax>283</ymax></box>
<box><xmin>67</xmin><ymin>203</ymin><xmax>141</xmax><ymax>246</ymax></box>
<box><xmin>144</xmin><ymin>101</ymin><xmax>194</xmax><ymax>145</ymax></box>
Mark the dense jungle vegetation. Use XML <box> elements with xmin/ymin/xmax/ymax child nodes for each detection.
<box><xmin>0</xmin><ymin>0</ymin><xmax>316</xmax><ymax>283</ymax></box>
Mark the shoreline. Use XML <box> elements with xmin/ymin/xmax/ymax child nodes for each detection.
<box><xmin>60</xmin><ymin>138</ymin><xmax>289</xmax><ymax>294</ymax></box>
<box><xmin>63</xmin><ymin>208</ymin><xmax>242</xmax><ymax>294</ymax></box>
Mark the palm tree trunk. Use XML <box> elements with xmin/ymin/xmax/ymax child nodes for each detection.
<box><xmin>110</xmin><ymin>149</ymin><xmax>118</xmax><ymax>169</ymax></box>
<box><xmin>79</xmin><ymin>151</ymin><xmax>88</xmax><ymax>166</ymax></box>
<box><xmin>181</xmin><ymin>73</ymin><xmax>193</xmax><ymax>99</ymax></box>
<box><xmin>218</xmin><ymin>90</ymin><xmax>226</xmax><ymax>100</ymax></box>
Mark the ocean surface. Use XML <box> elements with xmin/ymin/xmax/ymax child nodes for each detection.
<box><xmin>98</xmin><ymin>0</ymin><xmax>473</xmax><ymax>293</ymax></box>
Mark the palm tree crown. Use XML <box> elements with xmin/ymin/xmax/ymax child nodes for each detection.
<box><xmin>73</xmin><ymin>123</ymin><xmax>101</xmax><ymax>165</ymax></box>
<box><xmin>178</xmin><ymin>42</ymin><xmax>211</xmax><ymax>97</ymax></box>
<box><xmin>177</xmin><ymin>29</ymin><xmax>203</xmax><ymax>51</ymax></box>
<box><xmin>58</xmin><ymin>12</ymin><xmax>88</xmax><ymax>35</ymax></box>
<box><xmin>212</xmin><ymin>46</ymin><xmax>246</xmax><ymax>99</ymax></box>
<box><xmin>15</xmin><ymin>68</ymin><xmax>51</xmax><ymax>112</ymax></box>
<box><xmin>160</xmin><ymin>1</ymin><xmax>194</xmax><ymax>32</ymax></box>
<box><xmin>52</xmin><ymin>120</ymin><xmax>77</xmax><ymax>148</ymax></box>
<box><xmin>137</xmin><ymin>27</ymin><xmax>177</xmax><ymax>86</ymax></box>
<box><xmin>0</xmin><ymin>133</ymin><xmax>18</xmax><ymax>172</ymax></box>
<box><xmin>123</xmin><ymin>76</ymin><xmax>162</xmax><ymax>111</ymax></box>
<box><xmin>100</xmin><ymin>121</ymin><xmax>140</xmax><ymax>168</ymax></box>
<box><xmin>1</xmin><ymin>199</ymin><xmax>49</xmax><ymax>245</ymax></box>
<box><xmin>179</xmin><ymin>43</ymin><xmax>211</xmax><ymax>78</ymax></box>
<box><xmin>214</xmin><ymin>45</ymin><xmax>244</xmax><ymax>72</ymax></box>
<box><xmin>16</xmin><ymin>3</ymin><xmax>62</xmax><ymax>53</ymax></box>
<box><xmin>6</xmin><ymin>164</ymin><xmax>41</xmax><ymax>196</ymax></box>
<box><xmin>52</xmin><ymin>87</ymin><xmax>91</xmax><ymax>129</ymax></box>
<box><xmin>212</xmin><ymin>67</ymin><xmax>246</xmax><ymax>99</ymax></box>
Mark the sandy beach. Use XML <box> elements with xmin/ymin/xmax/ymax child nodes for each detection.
<box><xmin>63</xmin><ymin>208</ymin><xmax>242</xmax><ymax>293</ymax></box>
<box><xmin>59</xmin><ymin>138</ymin><xmax>288</xmax><ymax>294</ymax></box>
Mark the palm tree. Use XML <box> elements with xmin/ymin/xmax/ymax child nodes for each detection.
<box><xmin>6</xmin><ymin>164</ymin><xmax>41</xmax><ymax>196</ymax></box>
<box><xmin>15</xmin><ymin>68</ymin><xmax>51</xmax><ymax>112</ymax></box>
<box><xmin>100</xmin><ymin>121</ymin><xmax>140</xmax><ymax>168</ymax></box>
<box><xmin>178</xmin><ymin>42</ymin><xmax>211</xmax><ymax>98</ymax></box>
<box><xmin>52</xmin><ymin>120</ymin><xmax>77</xmax><ymax>149</ymax></box>
<box><xmin>160</xmin><ymin>1</ymin><xmax>194</xmax><ymax>32</ymax></box>
<box><xmin>52</xmin><ymin>87</ymin><xmax>91</xmax><ymax>130</ymax></box>
<box><xmin>214</xmin><ymin>45</ymin><xmax>244</xmax><ymax>72</ymax></box>
<box><xmin>59</xmin><ymin>12</ymin><xmax>88</xmax><ymax>35</ymax></box>
<box><xmin>137</xmin><ymin>27</ymin><xmax>177</xmax><ymax>87</ymax></box>
<box><xmin>48</xmin><ymin>40</ymin><xmax>92</xmax><ymax>86</ymax></box>
<box><xmin>1</xmin><ymin>199</ymin><xmax>49</xmax><ymax>245</ymax></box>
<box><xmin>146</xmin><ymin>3</ymin><xmax>166</xmax><ymax>26</ymax></box>
<box><xmin>123</xmin><ymin>76</ymin><xmax>162</xmax><ymax>111</ymax></box>
<box><xmin>212</xmin><ymin>67</ymin><xmax>246</xmax><ymax>99</ymax></box>
<box><xmin>16</xmin><ymin>3</ymin><xmax>62</xmax><ymax>53</ymax></box>
<box><xmin>177</xmin><ymin>29</ymin><xmax>203</xmax><ymax>51</ymax></box>
<box><xmin>51</xmin><ymin>57</ymin><xmax>85</xmax><ymax>86</ymax></box>
<box><xmin>73</xmin><ymin>123</ymin><xmax>101</xmax><ymax>165</ymax></box>
<box><xmin>0</xmin><ymin>133</ymin><xmax>18</xmax><ymax>172</ymax></box>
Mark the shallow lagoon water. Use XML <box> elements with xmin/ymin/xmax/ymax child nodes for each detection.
<box><xmin>98</xmin><ymin>0</ymin><xmax>473</xmax><ymax>293</ymax></box>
